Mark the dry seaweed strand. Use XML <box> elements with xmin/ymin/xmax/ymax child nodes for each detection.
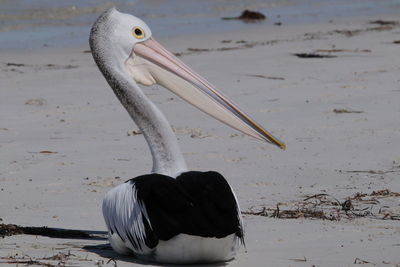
<box><xmin>0</xmin><ymin>259</ymin><xmax>56</xmax><ymax>266</ymax></box>
<box><xmin>0</xmin><ymin>254</ymin><xmax>56</xmax><ymax>267</ymax></box>
<box><xmin>0</xmin><ymin>251</ymin><xmax>93</xmax><ymax>266</ymax></box>
<box><xmin>315</xmin><ymin>48</ymin><xmax>371</xmax><ymax>53</ymax></box>
<box><xmin>3</xmin><ymin>62</ymin><xmax>78</xmax><ymax>70</ymax></box>
<box><xmin>345</xmin><ymin>169</ymin><xmax>400</xmax><ymax>174</ymax></box>
<box><xmin>242</xmin><ymin>189</ymin><xmax>400</xmax><ymax>221</ymax></box>
<box><xmin>0</xmin><ymin>224</ymin><xmax>90</xmax><ymax>238</ymax></box>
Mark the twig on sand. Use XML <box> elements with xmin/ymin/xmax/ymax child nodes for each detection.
<box><xmin>289</xmin><ymin>256</ymin><xmax>307</xmax><ymax>262</ymax></box>
<box><xmin>354</xmin><ymin>257</ymin><xmax>374</xmax><ymax>264</ymax></box>
<box><xmin>107</xmin><ymin>258</ymin><xmax>118</xmax><ymax>266</ymax></box>
<box><xmin>333</xmin><ymin>108</ymin><xmax>363</xmax><ymax>114</ymax></box>
<box><xmin>241</xmin><ymin>74</ymin><xmax>285</xmax><ymax>80</ymax></box>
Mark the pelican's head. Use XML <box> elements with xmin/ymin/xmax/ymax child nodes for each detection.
<box><xmin>90</xmin><ymin>8</ymin><xmax>285</xmax><ymax>150</ymax></box>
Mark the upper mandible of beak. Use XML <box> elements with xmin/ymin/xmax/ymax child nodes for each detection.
<box><xmin>126</xmin><ymin>38</ymin><xmax>285</xmax><ymax>150</ymax></box>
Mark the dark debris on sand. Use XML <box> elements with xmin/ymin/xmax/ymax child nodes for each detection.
<box><xmin>222</xmin><ymin>10</ymin><xmax>266</xmax><ymax>21</ymax></box>
<box><xmin>369</xmin><ymin>20</ymin><xmax>399</xmax><ymax>26</ymax></box>
<box><xmin>237</xmin><ymin>10</ymin><xmax>266</xmax><ymax>20</ymax></box>
<box><xmin>293</xmin><ymin>53</ymin><xmax>337</xmax><ymax>58</ymax></box>
<box><xmin>333</xmin><ymin>23</ymin><xmax>397</xmax><ymax>37</ymax></box>
<box><xmin>333</xmin><ymin>108</ymin><xmax>364</xmax><ymax>114</ymax></box>
<box><xmin>2</xmin><ymin>62</ymin><xmax>78</xmax><ymax>72</ymax></box>
<box><xmin>0</xmin><ymin>251</ymin><xmax>95</xmax><ymax>267</ymax></box>
<box><xmin>243</xmin><ymin>189</ymin><xmax>400</xmax><ymax>221</ymax></box>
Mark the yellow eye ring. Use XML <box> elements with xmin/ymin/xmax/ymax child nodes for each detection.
<box><xmin>132</xmin><ymin>27</ymin><xmax>145</xmax><ymax>39</ymax></box>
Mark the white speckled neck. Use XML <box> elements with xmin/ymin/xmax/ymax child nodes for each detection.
<box><xmin>117</xmin><ymin>70</ymin><xmax>188</xmax><ymax>177</ymax></box>
<box><xmin>90</xmin><ymin>10</ymin><xmax>187</xmax><ymax>177</ymax></box>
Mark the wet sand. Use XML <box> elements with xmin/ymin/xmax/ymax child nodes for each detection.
<box><xmin>1</xmin><ymin>14</ymin><xmax>400</xmax><ymax>266</ymax></box>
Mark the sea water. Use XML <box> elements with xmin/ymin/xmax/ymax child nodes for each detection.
<box><xmin>0</xmin><ymin>0</ymin><xmax>399</xmax><ymax>50</ymax></box>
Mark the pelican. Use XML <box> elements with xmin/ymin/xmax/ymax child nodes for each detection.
<box><xmin>89</xmin><ymin>8</ymin><xmax>285</xmax><ymax>264</ymax></box>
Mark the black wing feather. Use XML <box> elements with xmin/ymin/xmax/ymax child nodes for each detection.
<box><xmin>130</xmin><ymin>171</ymin><xmax>243</xmax><ymax>248</ymax></box>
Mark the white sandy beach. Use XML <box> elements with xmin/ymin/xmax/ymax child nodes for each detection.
<box><xmin>1</xmin><ymin>13</ymin><xmax>400</xmax><ymax>266</ymax></box>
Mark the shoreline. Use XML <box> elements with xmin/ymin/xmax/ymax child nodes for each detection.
<box><xmin>1</xmin><ymin>0</ymin><xmax>400</xmax><ymax>51</ymax></box>
<box><xmin>2</xmin><ymin>12</ymin><xmax>399</xmax><ymax>54</ymax></box>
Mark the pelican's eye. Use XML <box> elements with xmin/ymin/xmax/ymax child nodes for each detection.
<box><xmin>132</xmin><ymin>27</ymin><xmax>145</xmax><ymax>39</ymax></box>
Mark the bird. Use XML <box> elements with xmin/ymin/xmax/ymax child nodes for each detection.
<box><xmin>89</xmin><ymin>8</ymin><xmax>285</xmax><ymax>264</ymax></box>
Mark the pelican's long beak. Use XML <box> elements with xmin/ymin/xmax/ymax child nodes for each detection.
<box><xmin>126</xmin><ymin>38</ymin><xmax>285</xmax><ymax>150</ymax></box>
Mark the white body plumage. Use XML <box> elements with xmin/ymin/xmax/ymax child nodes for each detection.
<box><xmin>103</xmin><ymin>181</ymin><xmax>241</xmax><ymax>264</ymax></box>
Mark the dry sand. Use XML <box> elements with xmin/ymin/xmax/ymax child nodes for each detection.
<box><xmin>1</xmin><ymin>14</ymin><xmax>400</xmax><ymax>266</ymax></box>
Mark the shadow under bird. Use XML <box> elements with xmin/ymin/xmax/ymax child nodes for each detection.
<box><xmin>89</xmin><ymin>8</ymin><xmax>285</xmax><ymax>264</ymax></box>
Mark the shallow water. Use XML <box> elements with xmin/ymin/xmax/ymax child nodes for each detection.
<box><xmin>0</xmin><ymin>0</ymin><xmax>399</xmax><ymax>50</ymax></box>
